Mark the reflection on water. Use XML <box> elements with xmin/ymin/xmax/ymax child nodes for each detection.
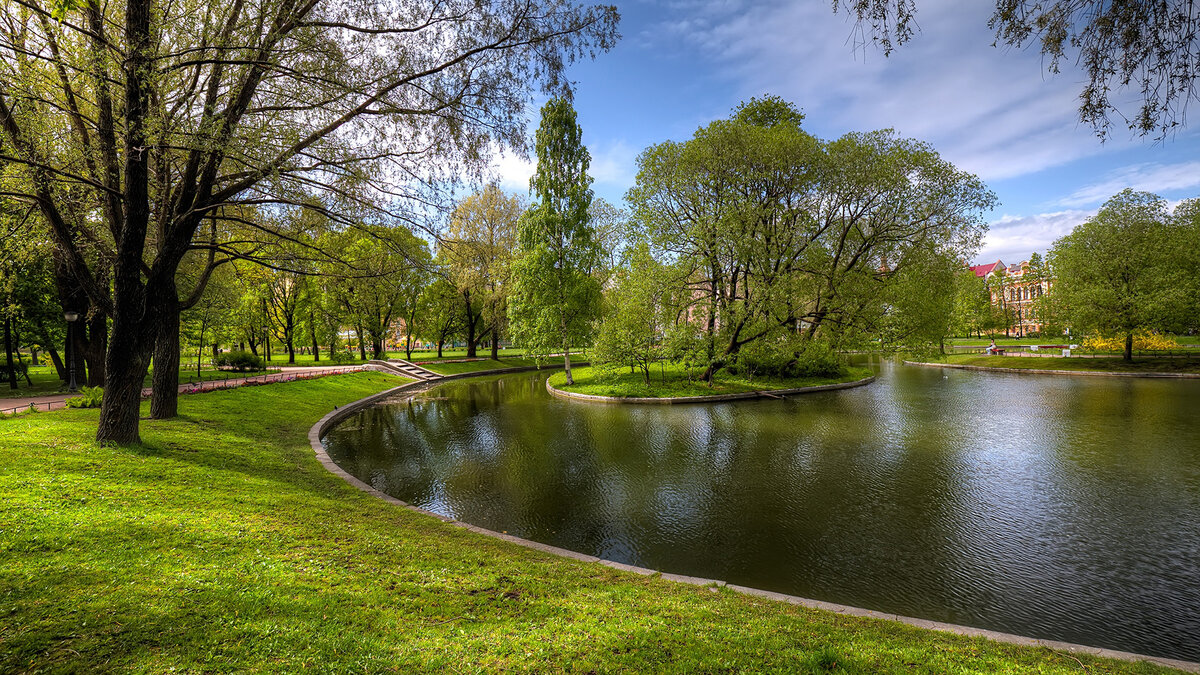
<box><xmin>322</xmin><ymin>361</ymin><xmax>1200</xmax><ymax>661</ymax></box>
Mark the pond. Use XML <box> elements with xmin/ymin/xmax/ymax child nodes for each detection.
<box><xmin>321</xmin><ymin>361</ymin><xmax>1200</xmax><ymax>662</ymax></box>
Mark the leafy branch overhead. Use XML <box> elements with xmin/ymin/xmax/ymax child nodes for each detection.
<box><xmin>839</xmin><ymin>0</ymin><xmax>1200</xmax><ymax>139</ymax></box>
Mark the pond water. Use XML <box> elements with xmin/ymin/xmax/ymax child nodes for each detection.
<box><xmin>322</xmin><ymin>361</ymin><xmax>1200</xmax><ymax>661</ymax></box>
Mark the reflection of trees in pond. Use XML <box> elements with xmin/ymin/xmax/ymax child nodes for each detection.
<box><xmin>322</xmin><ymin>367</ymin><xmax>1200</xmax><ymax>660</ymax></box>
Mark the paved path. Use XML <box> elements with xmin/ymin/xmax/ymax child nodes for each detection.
<box><xmin>0</xmin><ymin>365</ymin><xmax>367</xmax><ymax>415</ymax></box>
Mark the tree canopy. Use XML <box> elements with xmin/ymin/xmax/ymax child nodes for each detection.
<box><xmin>0</xmin><ymin>0</ymin><xmax>619</xmax><ymax>442</ymax></box>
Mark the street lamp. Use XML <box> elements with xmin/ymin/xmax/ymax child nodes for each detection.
<box><xmin>63</xmin><ymin>310</ymin><xmax>79</xmax><ymax>392</ymax></box>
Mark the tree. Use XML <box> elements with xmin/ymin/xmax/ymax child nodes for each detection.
<box><xmin>338</xmin><ymin>227</ymin><xmax>431</xmax><ymax>360</ymax></box>
<box><xmin>592</xmin><ymin>243</ymin><xmax>667</xmax><ymax>382</ymax></box>
<box><xmin>839</xmin><ymin>0</ymin><xmax>1200</xmax><ymax>139</ymax></box>
<box><xmin>1050</xmin><ymin>189</ymin><xmax>1181</xmax><ymax>360</ymax></box>
<box><xmin>951</xmin><ymin>270</ymin><xmax>993</xmax><ymax>338</ymax></box>
<box><xmin>420</xmin><ymin>277</ymin><xmax>464</xmax><ymax>359</ymax></box>
<box><xmin>508</xmin><ymin>98</ymin><xmax>602</xmax><ymax>385</ymax></box>
<box><xmin>443</xmin><ymin>186</ymin><xmax>522</xmax><ymax>358</ymax></box>
<box><xmin>628</xmin><ymin>96</ymin><xmax>993</xmax><ymax>379</ymax></box>
<box><xmin>1</xmin><ymin>0</ymin><xmax>618</xmax><ymax>444</ymax></box>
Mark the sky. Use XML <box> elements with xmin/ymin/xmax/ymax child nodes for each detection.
<box><xmin>486</xmin><ymin>0</ymin><xmax>1200</xmax><ymax>266</ymax></box>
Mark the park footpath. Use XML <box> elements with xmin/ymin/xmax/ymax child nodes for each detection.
<box><xmin>0</xmin><ymin>364</ymin><xmax>400</xmax><ymax>415</ymax></box>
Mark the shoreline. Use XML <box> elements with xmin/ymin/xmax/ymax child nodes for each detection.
<box><xmin>311</xmin><ymin>368</ymin><xmax>1198</xmax><ymax>673</ymax></box>
<box><xmin>545</xmin><ymin>373</ymin><xmax>876</xmax><ymax>404</ymax></box>
<box><xmin>905</xmin><ymin>360</ymin><xmax>1200</xmax><ymax>378</ymax></box>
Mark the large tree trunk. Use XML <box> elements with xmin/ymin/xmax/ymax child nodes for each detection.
<box><xmin>150</xmin><ymin>293</ymin><xmax>181</xmax><ymax>419</ymax></box>
<box><xmin>4</xmin><ymin>316</ymin><xmax>17</xmax><ymax>390</ymax></box>
<box><xmin>82</xmin><ymin>310</ymin><xmax>108</xmax><ymax>386</ymax></box>
<box><xmin>562</xmin><ymin>339</ymin><xmax>573</xmax><ymax>385</ymax></box>
<box><xmin>1124</xmin><ymin>331</ymin><xmax>1133</xmax><ymax>362</ymax></box>
<box><xmin>372</xmin><ymin>338</ymin><xmax>383</xmax><ymax>360</ymax></box>
<box><xmin>491</xmin><ymin>333</ymin><xmax>499</xmax><ymax>360</ymax></box>
<box><xmin>437</xmin><ymin>338</ymin><xmax>444</xmax><ymax>358</ymax></box>
<box><xmin>310</xmin><ymin>311</ymin><xmax>319</xmax><ymax>362</ymax></box>
<box><xmin>355</xmin><ymin>325</ymin><xmax>366</xmax><ymax>360</ymax></box>
<box><xmin>34</xmin><ymin>320</ymin><xmax>66</xmax><ymax>380</ymax></box>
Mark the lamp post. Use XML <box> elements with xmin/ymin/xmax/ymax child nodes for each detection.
<box><xmin>63</xmin><ymin>310</ymin><xmax>79</xmax><ymax>392</ymax></box>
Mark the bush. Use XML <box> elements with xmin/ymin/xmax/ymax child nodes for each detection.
<box><xmin>791</xmin><ymin>341</ymin><xmax>845</xmax><ymax>378</ymax></box>
<box><xmin>213</xmin><ymin>350</ymin><xmax>265</xmax><ymax>372</ymax></box>
<box><xmin>1081</xmin><ymin>331</ymin><xmax>1179</xmax><ymax>352</ymax></box>
<box><xmin>65</xmin><ymin>386</ymin><xmax>103</xmax><ymax>409</ymax></box>
<box><xmin>733</xmin><ymin>338</ymin><xmax>845</xmax><ymax>380</ymax></box>
<box><xmin>328</xmin><ymin>350</ymin><xmax>356</xmax><ymax>364</ymax></box>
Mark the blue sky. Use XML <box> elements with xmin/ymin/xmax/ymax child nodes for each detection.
<box><xmin>488</xmin><ymin>0</ymin><xmax>1200</xmax><ymax>265</ymax></box>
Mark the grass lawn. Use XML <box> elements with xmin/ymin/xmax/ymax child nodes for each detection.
<box><xmin>551</xmin><ymin>363</ymin><xmax>875</xmax><ymax>398</ymax></box>
<box><xmin>422</xmin><ymin>356</ymin><xmax>566</xmax><ymax>375</ymax></box>
<box><xmin>0</xmin><ymin>371</ymin><xmax>1178</xmax><ymax>673</ymax></box>
<box><xmin>933</xmin><ymin>354</ymin><xmax>1200</xmax><ymax>373</ymax></box>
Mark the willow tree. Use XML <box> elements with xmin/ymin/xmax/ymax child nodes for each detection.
<box><xmin>508</xmin><ymin>97</ymin><xmax>601</xmax><ymax>384</ymax></box>
<box><xmin>0</xmin><ymin>0</ymin><xmax>618</xmax><ymax>443</ymax></box>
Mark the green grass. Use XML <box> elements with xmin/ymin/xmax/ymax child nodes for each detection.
<box><xmin>0</xmin><ymin>372</ymin><xmax>1181</xmax><ymax>673</ymax></box>
<box><xmin>422</xmin><ymin>356</ymin><xmax>566</xmax><ymax>375</ymax></box>
<box><xmin>932</xmin><ymin>354</ymin><xmax>1200</xmax><ymax>373</ymax></box>
<box><xmin>551</xmin><ymin>363</ymin><xmax>875</xmax><ymax>398</ymax></box>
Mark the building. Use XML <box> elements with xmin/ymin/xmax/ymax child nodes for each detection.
<box><xmin>969</xmin><ymin>257</ymin><xmax>1054</xmax><ymax>336</ymax></box>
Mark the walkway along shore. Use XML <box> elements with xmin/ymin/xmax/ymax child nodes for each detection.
<box><xmin>310</xmin><ymin>366</ymin><xmax>1199</xmax><ymax>674</ymax></box>
<box><xmin>0</xmin><ymin>365</ymin><xmax>371</xmax><ymax>415</ymax></box>
<box><xmin>905</xmin><ymin>360</ymin><xmax>1200</xmax><ymax>378</ymax></box>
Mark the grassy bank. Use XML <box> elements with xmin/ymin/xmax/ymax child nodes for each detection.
<box><xmin>551</xmin><ymin>363</ymin><xmax>875</xmax><ymax>398</ymax></box>
<box><xmin>422</xmin><ymin>356</ymin><xmax>566</xmax><ymax>376</ymax></box>
<box><xmin>934</xmin><ymin>354</ymin><xmax>1200</xmax><ymax>374</ymax></box>
<box><xmin>0</xmin><ymin>373</ymin><xmax>1178</xmax><ymax>673</ymax></box>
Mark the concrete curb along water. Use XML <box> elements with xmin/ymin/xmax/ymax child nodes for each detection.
<box><xmin>545</xmin><ymin>374</ymin><xmax>876</xmax><ymax>404</ymax></box>
<box><xmin>905</xmin><ymin>360</ymin><xmax>1200</xmax><ymax>379</ymax></box>
<box><xmin>309</xmin><ymin>369</ymin><xmax>1199</xmax><ymax>674</ymax></box>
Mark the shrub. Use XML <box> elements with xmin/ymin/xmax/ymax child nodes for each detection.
<box><xmin>328</xmin><ymin>350</ymin><xmax>355</xmax><ymax>364</ymax></box>
<box><xmin>790</xmin><ymin>341</ymin><xmax>845</xmax><ymax>378</ymax></box>
<box><xmin>213</xmin><ymin>350</ymin><xmax>265</xmax><ymax>372</ymax></box>
<box><xmin>1081</xmin><ymin>331</ymin><xmax>1179</xmax><ymax>352</ymax></box>
<box><xmin>65</xmin><ymin>386</ymin><xmax>103</xmax><ymax>408</ymax></box>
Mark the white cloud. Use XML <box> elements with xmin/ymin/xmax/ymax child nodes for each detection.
<box><xmin>645</xmin><ymin>0</ymin><xmax>1139</xmax><ymax>181</ymax></box>
<box><xmin>491</xmin><ymin>150</ymin><xmax>535</xmax><ymax>194</ymax></box>
<box><xmin>976</xmin><ymin>209</ymin><xmax>1095</xmax><ymax>263</ymax></box>
<box><xmin>487</xmin><ymin>140</ymin><xmax>639</xmax><ymax>198</ymax></box>
<box><xmin>1056</xmin><ymin>161</ymin><xmax>1200</xmax><ymax>208</ymax></box>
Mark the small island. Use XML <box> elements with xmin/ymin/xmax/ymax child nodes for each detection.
<box><xmin>547</xmin><ymin>363</ymin><xmax>875</xmax><ymax>402</ymax></box>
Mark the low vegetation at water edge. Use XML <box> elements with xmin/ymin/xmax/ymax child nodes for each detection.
<box><xmin>550</xmin><ymin>363</ymin><xmax>875</xmax><ymax>398</ymax></box>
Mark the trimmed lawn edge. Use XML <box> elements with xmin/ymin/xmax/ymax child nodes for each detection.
<box><xmin>905</xmin><ymin>360</ymin><xmax>1200</xmax><ymax>378</ymax></box>
<box><xmin>546</xmin><ymin>373</ymin><xmax>876</xmax><ymax>403</ymax></box>
<box><xmin>311</xmin><ymin>370</ymin><xmax>1198</xmax><ymax>674</ymax></box>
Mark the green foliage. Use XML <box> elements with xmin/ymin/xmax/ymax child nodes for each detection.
<box><xmin>64</xmin><ymin>386</ymin><xmax>103</xmax><ymax>408</ymax></box>
<box><xmin>508</xmin><ymin>98</ymin><xmax>602</xmax><ymax>380</ymax></box>
<box><xmin>0</xmin><ymin>373</ymin><xmax>1157</xmax><ymax>673</ymax></box>
<box><xmin>327</xmin><ymin>349</ymin><xmax>356</xmax><ymax>365</ymax></box>
<box><xmin>214</xmin><ymin>350</ymin><xmax>265</xmax><ymax>372</ymax></box>
<box><xmin>591</xmin><ymin>244</ymin><xmax>666</xmax><ymax>382</ymax></box>
<box><xmin>1050</xmin><ymin>189</ymin><xmax>1186</xmax><ymax>359</ymax></box>
<box><xmin>627</xmin><ymin>96</ymin><xmax>994</xmax><ymax>372</ymax></box>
